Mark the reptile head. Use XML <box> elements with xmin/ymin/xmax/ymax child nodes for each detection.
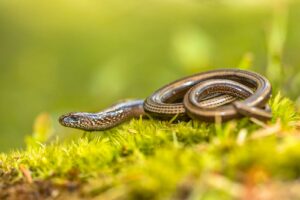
<box><xmin>58</xmin><ymin>100</ymin><xmax>143</xmax><ymax>131</ymax></box>
<box><xmin>59</xmin><ymin>112</ymin><xmax>104</xmax><ymax>131</ymax></box>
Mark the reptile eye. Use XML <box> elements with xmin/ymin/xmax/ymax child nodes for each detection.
<box><xmin>65</xmin><ymin>115</ymin><xmax>80</xmax><ymax>124</ymax></box>
<box><xmin>70</xmin><ymin>116</ymin><xmax>79</xmax><ymax>121</ymax></box>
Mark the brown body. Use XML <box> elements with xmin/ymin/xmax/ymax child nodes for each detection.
<box><xmin>59</xmin><ymin>69</ymin><xmax>272</xmax><ymax>131</ymax></box>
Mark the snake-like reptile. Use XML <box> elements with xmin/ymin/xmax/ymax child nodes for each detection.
<box><xmin>59</xmin><ymin>69</ymin><xmax>272</xmax><ymax>131</ymax></box>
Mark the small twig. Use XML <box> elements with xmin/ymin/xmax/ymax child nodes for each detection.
<box><xmin>250</xmin><ymin>118</ymin><xmax>269</xmax><ymax>128</ymax></box>
<box><xmin>250</xmin><ymin>120</ymin><xmax>281</xmax><ymax>140</ymax></box>
<box><xmin>128</xmin><ymin>128</ymin><xmax>138</xmax><ymax>134</ymax></box>
<box><xmin>19</xmin><ymin>164</ymin><xmax>33</xmax><ymax>184</ymax></box>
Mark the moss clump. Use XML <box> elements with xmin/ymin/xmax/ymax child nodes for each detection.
<box><xmin>0</xmin><ymin>93</ymin><xmax>300</xmax><ymax>199</ymax></box>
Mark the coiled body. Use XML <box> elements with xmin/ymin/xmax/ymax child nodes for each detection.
<box><xmin>59</xmin><ymin>69</ymin><xmax>272</xmax><ymax>131</ymax></box>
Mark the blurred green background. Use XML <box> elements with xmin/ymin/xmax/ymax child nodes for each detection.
<box><xmin>0</xmin><ymin>0</ymin><xmax>299</xmax><ymax>151</ymax></box>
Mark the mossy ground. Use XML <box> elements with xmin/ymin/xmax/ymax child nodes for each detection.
<box><xmin>0</xmin><ymin>93</ymin><xmax>300</xmax><ymax>200</ymax></box>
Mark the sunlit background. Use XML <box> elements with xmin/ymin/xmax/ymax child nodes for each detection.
<box><xmin>0</xmin><ymin>0</ymin><xmax>299</xmax><ymax>151</ymax></box>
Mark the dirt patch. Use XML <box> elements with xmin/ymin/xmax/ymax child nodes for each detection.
<box><xmin>0</xmin><ymin>179</ymin><xmax>81</xmax><ymax>200</ymax></box>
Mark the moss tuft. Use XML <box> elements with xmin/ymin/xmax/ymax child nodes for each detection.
<box><xmin>1</xmin><ymin>93</ymin><xmax>300</xmax><ymax>199</ymax></box>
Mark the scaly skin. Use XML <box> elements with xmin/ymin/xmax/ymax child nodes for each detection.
<box><xmin>59</xmin><ymin>69</ymin><xmax>272</xmax><ymax>131</ymax></box>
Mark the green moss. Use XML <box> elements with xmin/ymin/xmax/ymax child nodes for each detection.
<box><xmin>0</xmin><ymin>93</ymin><xmax>300</xmax><ymax>199</ymax></box>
